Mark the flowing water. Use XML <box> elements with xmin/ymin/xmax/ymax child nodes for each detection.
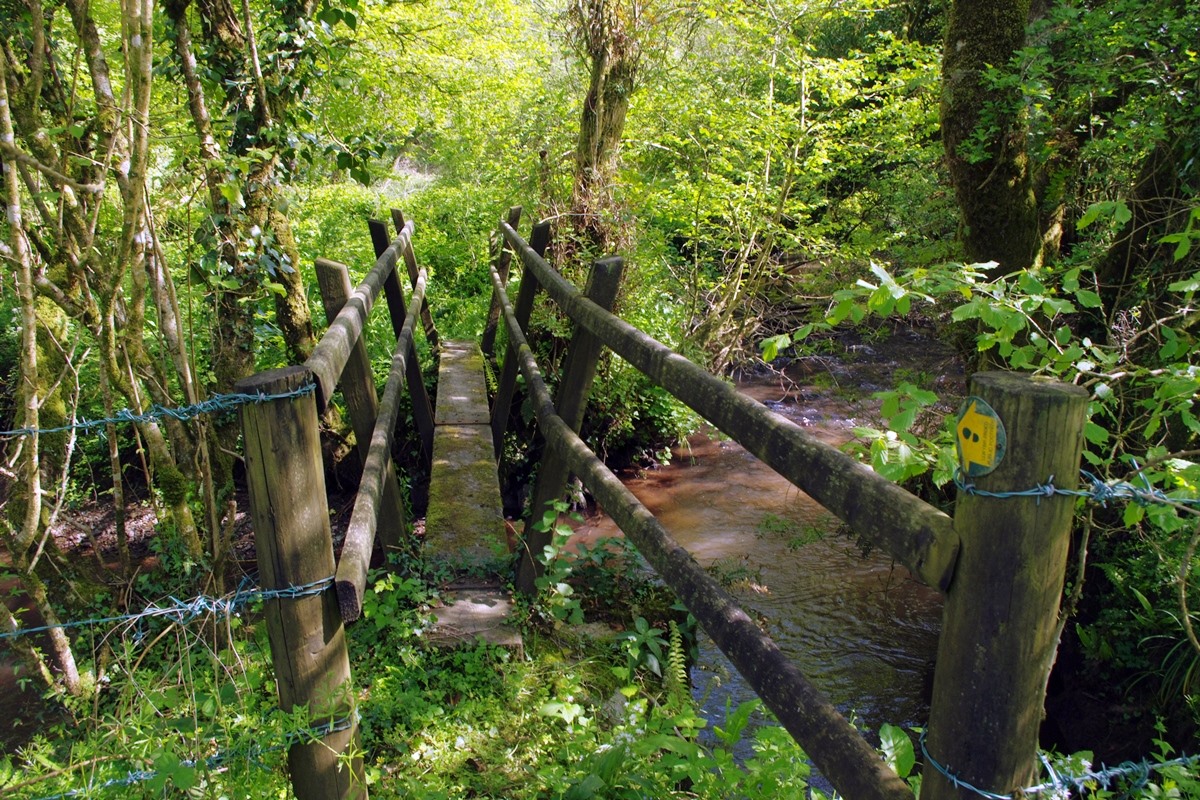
<box><xmin>573</xmin><ymin>328</ymin><xmax>962</xmax><ymax>746</ymax></box>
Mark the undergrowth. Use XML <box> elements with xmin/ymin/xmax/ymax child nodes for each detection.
<box><xmin>4</xmin><ymin>534</ymin><xmax>1197</xmax><ymax>798</ymax></box>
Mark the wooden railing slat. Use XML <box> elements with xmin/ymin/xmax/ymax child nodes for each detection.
<box><xmin>516</xmin><ymin>255</ymin><xmax>624</xmax><ymax>594</ymax></box>
<box><xmin>315</xmin><ymin>258</ymin><xmax>408</xmax><ymax>556</ymax></box>
<box><xmin>490</xmin><ymin>220</ymin><xmax>551</xmax><ymax>457</ymax></box>
<box><xmin>391</xmin><ymin>209</ymin><xmax>439</xmax><ymax>349</ymax></box>
<box><xmin>488</xmin><ymin>261</ymin><xmax>913</xmax><ymax>800</ymax></box>
<box><xmin>480</xmin><ymin>205</ymin><xmax>523</xmax><ymax>359</ymax></box>
<box><xmin>370</xmin><ymin>218</ymin><xmax>435</xmax><ymax>460</ymax></box>
<box><xmin>305</xmin><ymin>224</ymin><xmax>412</xmax><ymax>410</ymax></box>
<box><xmin>334</xmin><ymin>268</ymin><xmax>427</xmax><ymax>623</ymax></box>
<box><xmin>501</xmin><ymin>222</ymin><xmax>960</xmax><ymax>592</ymax></box>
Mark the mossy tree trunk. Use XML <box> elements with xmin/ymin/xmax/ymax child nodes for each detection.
<box><xmin>566</xmin><ymin>0</ymin><xmax>645</xmax><ymax>256</ymax></box>
<box><xmin>941</xmin><ymin>0</ymin><xmax>1040</xmax><ymax>273</ymax></box>
<box><xmin>166</xmin><ymin>0</ymin><xmax>318</xmax><ymax>560</ymax></box>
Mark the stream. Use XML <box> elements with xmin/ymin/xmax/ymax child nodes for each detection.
<box><xmin>572</xmin><ymin>327</ymin><xmax>962</xmax><ymax>748</ymax></box>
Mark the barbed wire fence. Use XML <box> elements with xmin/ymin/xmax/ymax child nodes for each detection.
<box><xmin>2</xmin><ymin>384</ymin><xmax>340</xmax><ymax>799</ymax></box>
<box><xmin>0</xmin><ymin>385</ymin><xmax>317</xmax><ymax>440</ymax></box>
<box><xmin>2</xmin><ymin>387</ymin><xmax>1198</xmax><ymax>797</ymax></box>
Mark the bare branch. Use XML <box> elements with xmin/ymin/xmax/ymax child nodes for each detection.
<box><xmin>0</xmin><ymin>138</ymin><xmax>105</xmax><ymax>194</ymax></box>
<box><xmin>1179</xmin><ymin>519</ymin><xmax>1200</xmax><ymax>659</ymax></box>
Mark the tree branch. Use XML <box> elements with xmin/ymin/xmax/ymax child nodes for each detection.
<box><xmin>0</xmin><ymin>138</ymin><xmax>104</xmax><ymax>194</ymax></box>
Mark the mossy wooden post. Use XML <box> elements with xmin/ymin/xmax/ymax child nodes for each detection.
<box><xmin>491</xmin><ymin>220</ymin><xmax>552</xmax><ymax>457</ymax></box>
<box><xmin>315</xmin><ymin>258</ymin><xmax>406</xmax><ymax>555</ymax></box>
<box><xmin>516</xmin><ymin>256</ymin><xmax>624</xmax><ymax>595</ymax></box>
<box><xmin>390</xmin><ymin>209</ymin><xmax>439</xmax><ymax>350</ymax></box>
<box><xmin>480</xmin><ymin>206</ymin><xmax>523</xmax><ymax>360</ymax></box>
<box><xmin>237</xmin><ymin>366</ymin><xmax>364</xmax><ymax>800</ymax></box>
<box><xmin>368</xmin><ymin>218</ymin><xmax>435</xmax><ymax>460</ymax></box>
<box><xmin>924</xmin><ymin>372</ymin><xmax>1087</xmax><ymax>800</ymax></box>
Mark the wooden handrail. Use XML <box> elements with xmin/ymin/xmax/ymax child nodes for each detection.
<box><xmin>488</xmin><ymin>259</ymin><xmax>914</xmax><ymax>800</ymax></box>
<box><xmin>334</xmin><ymin>265</ymin><xmax>427</xmax><ymax>622</ymax></box>
<box><xmin>500</xmin><ymin>222</ymin><xmax>961</xmax><ymax>592</ymax></box>
<box><xmin>306</xmin><ymin>219</ymin><xmax>415</xmax><ymax>410</ymax></box>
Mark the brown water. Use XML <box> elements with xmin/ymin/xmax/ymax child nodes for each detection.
<box><xmin>574</xmin><ymin>328</ymin><xmax>960</xmax><ymax>742</ymax></box>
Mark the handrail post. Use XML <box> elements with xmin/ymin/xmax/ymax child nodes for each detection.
<box><xmin>491</xmin><ymin>221</ymin><xmax>552</xmax><ymax>458</ymax></box>
<box><xmin>237</xmin><ymin>366</ymin><xmax>365</xmax><ymax>800</ymax></box>
<box><xmin>368</xmin><ymin>218</ymin><xmax>435</xmax><ymax>461</ymax></box>
<box><xmin>390</xmin><ymin>209</ymin><xmax>440</xmax><ymax>350</ymax></box>
<box><xmin>314</xmin><ymin>257</ymin><xmax>407</xmax><ymax>555</ymax></box>
<box><xmin>924</xmin><ymin>372</ymin><xmax>1087</xmax><ymax>800</ymax></box>
<box><xmin>516</xmin><ymin>256</ymin><xmax>624</xmax><ymax>595</ymax></box>
<box><xmin>481</xmin><ymin>206</ymin><xmax>523</xmax><ymax>360</ymax></box>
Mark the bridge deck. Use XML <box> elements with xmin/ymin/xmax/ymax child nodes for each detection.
<box><xmin>425</xmin><ymin>340</ymin><xmax>520</xmax><ymax>651</ymax></box>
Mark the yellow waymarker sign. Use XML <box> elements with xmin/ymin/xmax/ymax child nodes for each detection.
<box><xmin>956</xmin><ymin>397</ymin><xmax>1006</xmax><ymax>477</ymax></box>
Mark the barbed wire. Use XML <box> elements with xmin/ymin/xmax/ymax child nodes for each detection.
<box><xmin>0</xmin><ymin>576</ymin><xmax>334</xmax><ymax>643</ymax></box>
<box><xmin>0</xmin><ymin>384</ymin><xmax>316</xmax><ymax>440</ymax></box>
<box><xmin>955</xmin><ymin>469</ymin><xmax>1200</xmax><ymax>509</ymax></box>
<box><xmin>919</xmin><ymin>730</ymin><xmax>1199</xmax><ymax>799</ymax></box>
<box><xmin>25</xmin><ymin>714</ymin><xmax>357</xmax><ymax>800</ymax></box>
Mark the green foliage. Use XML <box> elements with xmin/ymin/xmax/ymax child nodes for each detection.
<box><xmin>850</xmin><ymin>381</ymin><xmax>955</xmax><ymax>484</ymax></box>
<box><xmin>777</xmin><ymin>253</ymin><xmax>1198</xmax><ymax>734</ymax></box>
<box><xmin>359</xmin><ymin>570</ymin><xmax>435</xmax><ymax>642</ymax></box>
<box><xmin>879</xmin><ymin>723</ymin><xmax>920</xmax><ymax>795</ymax></box>
<box><xmin>619</xmin><ymin>616</ymin><xmax>669</xmax><ymax>678</ymax></box>
<box><xmin>624</xmin><ymin>5</ymin><xmax>954</xmax><ymax>367</ymax></box>
<box><xmin>531</xmin><ymin>503</ymin><xmax>587</xmax><ymax>628</ymax></box>
<box><xmin>1</xmin><ymin>605</ymin><xmax>296</xmax><ymax>798</ymax></box>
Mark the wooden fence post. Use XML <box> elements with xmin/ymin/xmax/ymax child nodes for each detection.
<box><xmin>516</xmin><ymin>256</ymin><xmax>624</xmax><ymax>595</ymax></box>
<box><xmin>237</xmin><ymin>366</ymin><xmax>365</xmax><ymax>800</ymax></box>
<box><xmin>924</xmin><ymin>372</ymin><xmax>1088</xmax><ymax>800</ymax></box>
<box><xmin>480</xmin><ymin>206</ymin><xmax>523</xmax><ymax>360</ymax></box>
<box><xmin>368</xmin><ymin>218</ymin><xmax>435</xmax><ymax>461</ymax></box>
<box><xmin>491</xmin><ymin>220</ymin><xmax>552</xmax><ymax>458</ymax></box>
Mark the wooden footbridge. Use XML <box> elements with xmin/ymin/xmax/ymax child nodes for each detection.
<box><xmin>235</xmin><ymin>210</ymin><xmax>1089</xmax><ymax>800</ymax></box>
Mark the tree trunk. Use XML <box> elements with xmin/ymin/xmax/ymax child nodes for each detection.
<box><xmin>568</xmin><ymin>0</ymin><xmax>642</xmax><ymax>255</ymax></box>
<box><xmin>941</xmin><ymin>0</ymin><xmax>1040</xmax><ymax>273</ymax></box>
<box><xmin>0</xmin><ymin>52</ymin><xmax>82</xmax><ymax>696</ymax></box>
<box><xmin>259</xmin><ymin>186</ymin><xmax>316</xmax><ymax>363</ymax></box>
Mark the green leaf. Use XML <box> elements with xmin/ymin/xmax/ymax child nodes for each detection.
<box><xmin>870</xmin><ymin>262</ymin><xmax>904</xmax><ymax>299</ymax></box>
<box><xmin>879</xmin><ymin>724</ymin><xmax>916</xmax><ymax>779</ymax></box>
<box><xmin>951</xmin><ymin>299</ymin><xmax>983</xmax><ymax>322</ymax></box>
<box><xmin>1168</xmin><ymin>272</ymin><xmax>1200</xmax><ymax>293</ymax></box>
<box><xmin>1075</xmin><ymin>289</ymin><xmax>1103</xmax><ymax>309</ymax></box>
<box><xmin>1078</xmin><ymin>200</ymin><xmax>1130</xmax><ymax>230</ymax></box>
<box><xmin>760</xmin><ymin>333</ymin><xmax>791</xmax><ymax>362</ymax></box>
<box><xmin>1130</xmin><ymin>586</ymin><xmax>1153</xmax><ymax>613</ymax></box>
<box><xmin>218</xmin><ymin>181</ymin><xmax>244</xmax><ymax>209</ymax></box>
<box><xmin>1076</xmin><ymin>202</ymin><xmax>1106</xmax><ymax>230</ymax></box>
<box><xmin>1083</xmin><ymin>421</ymin><xmax>1109</xmax><ymax>445</ymax></box>
<box><xmin>564</xmin><ymin>775</ymin><xmax>605</xmax><ymax>800</ymax></box>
